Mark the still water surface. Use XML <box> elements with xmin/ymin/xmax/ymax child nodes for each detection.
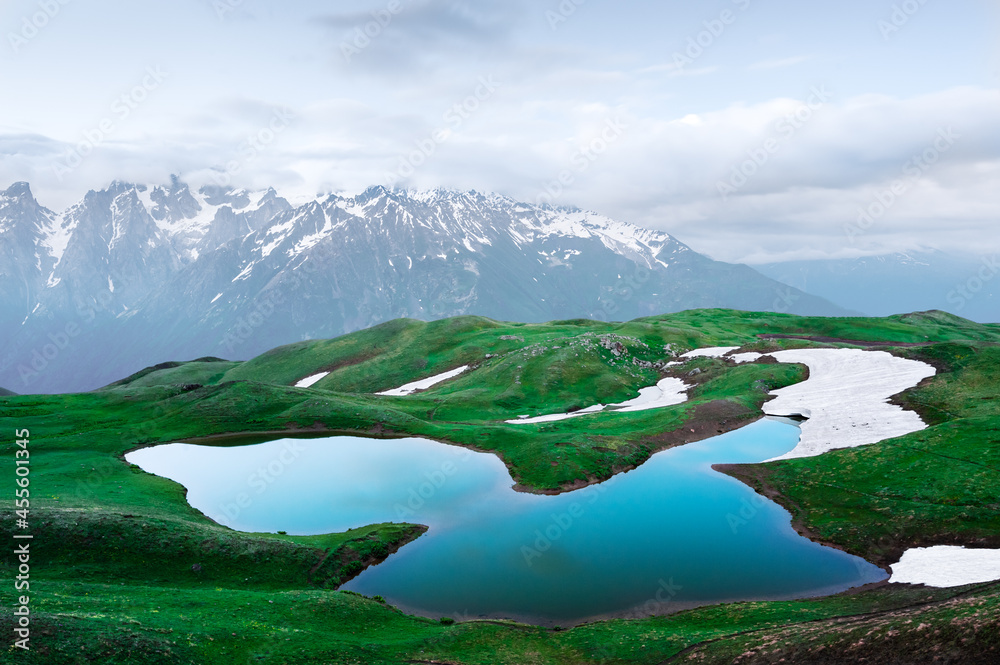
<box><xmin>126</xmin><ymin>418</ymin><xmax>886</xmax><ymax>624</ymax></box>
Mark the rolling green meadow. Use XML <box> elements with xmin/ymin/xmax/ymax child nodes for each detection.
<box><xmin>2</xmin><ymin>309</ymin><xmax>999</xmax><ymax>663</ymax></box>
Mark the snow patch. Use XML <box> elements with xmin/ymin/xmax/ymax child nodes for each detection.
<box><xmin>261</xmin><ymin>237</ymin><xmax>284</xmax><ymax>258</ymax></box>
<box><xmin>506</xmin><ymin>377</ymin><xmax>691</xmax><ymax>424</ymax></box>
<box><xmin>730</xmin><ymin>352</ymin><xmax>764</xmax><ymax>364</ymax></box>
<box><xmin>295</xmin><ymin>372</ymin><xmax>330</xmax><ymax>389</ymax></box>
<box><xmin>890</xmin><ymin>546</ymin><xmax>1000</xmax><ymax>587</ymax></box>
<box><xmin>232</xmin><ymin>263</ymin><xmax>255</xmax><ymax>282</ymax></box>
<box><xmin>762</xmin><ymin>349</ymin><xmax>936</xmax><ymax>461</ymax></box>
<box><xmin>40</xmin><ymin>212</ymin><xmax>75</xmax><ymax>266</ymax></box>
<box><xmin>508</xmin><ymin>404</ymin><xmax>606</xmax><ymax>425</ymax></box>
<box><xmin>610</xmin><ymin>377</ymin><xmax>689</xmax><ymax>412</ymax></box>
<box><xmin>376</xmin><ymin>366</ymin><xmax>470</xmax><ymax>396</ymax></box>
<box><xmin>135</xmin><ymin>185</ymin><xmax>155</xmax><ymax>214</ymax></box>
<box><xmin>288</xmin><ymin>209</ymin><xmax>335</xmax><ymax>257</ymax></box>
<box><xmin>682</xmin><ymin>346</ymin><xmax>740</xmax><ymax>359</ymax></box>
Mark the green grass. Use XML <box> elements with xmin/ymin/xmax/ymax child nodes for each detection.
<box><xmin>2</xmin><ymin>575</ymin><xmax>996</xmax><ymax>664</ymax></box>
<box><xmin>21</xmin><ymin>509</ymin><xmax>425</xmax><ymax>591</ymax></box>
<box><xmin>2</xmin><ymin>308</ymin><xmax>1000</xmax><ymax>663</ymax></box>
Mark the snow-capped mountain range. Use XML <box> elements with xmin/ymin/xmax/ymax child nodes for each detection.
<box><xmin>0</xmin><ymin>179</ymin><xmax>847</xmax><ymax>394</ymax></box>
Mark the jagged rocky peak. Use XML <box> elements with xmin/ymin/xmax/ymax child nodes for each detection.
<box><xmin>0</xmin><ymin>182</ymin><xmax>58</xmax><ymax>240</ymax></box>
<box><xmin>254</xmin><ymin>187</ymin><xmax>289</xmax><ymax>212</ymax></box>
<box><xmin>147</xmin><ymin>175</ymin><xmax>202</xmax><ymax>222</ymax></box>
<box><xmin>2</xmin><ymin>181</ymin><xmax>34</xmax><ymax>200</ymax></box>
<box><xmin>362</xmin><ymin>184</ymin><xmax>392</xmax><ymax>198</ymax></box>
<box><xmin>347</xmin><ymin>184</ymin><xmax>393</xmax><ymax>209</ymax></box>
<box><xmin>1</xmin><ymin>182</ymin><xmax>47</xmax><ymax>221</ymax></box>
<box><xmin>81</xmin><ymin>180</ymin><xmax>139</xmax><ymax>210</ymax></box>
<box><xmin>1</xmin><ymin>177</ymin><xmax>855</xmax><ymax>394</ymax></box>
<box><xmin>198</xmin><ymin>184</ymin><xmax>258</xmax><ymax>211</ymax></box>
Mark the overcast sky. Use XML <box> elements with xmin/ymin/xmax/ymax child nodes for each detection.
<box><xmin>1</xmin><ymin>0</ymin><xmax>997</xmax><ymax>263</ymax></box>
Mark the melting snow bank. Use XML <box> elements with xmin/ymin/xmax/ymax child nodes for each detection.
<box><xmin>509</xmin><ymin>404</ymin><xmax>606</xmax><ymax>425</ymax></box>
<box><xmin>890</xmin><ymin>546</ymin><xmax>1000</xmax><ymax>587</ymax></box>
<box><xmin>760</xmin><ymin>349</ymin><xmax>936</xmax><ymax>461</ymax></box>
<box><xmin>682</xmin><ymin>346</ymin><xmax>740</xmax><ymax>359</ymax></box>
<box><xmin>611</xmin><ymin>377</ymin><xmax>689</xmax><ymax>412</ymax></box>
<box><xmin>295</xmin><ymin>372</ymin><xmax>330</xmax><ymax>388</ymax></box>
<box><xmin>376</xmin><ymin>366</ymin><xmax>470</xmax><ymax>396</ymax></box>
<box><xmin>506</xmin><ymin>377</ymin><xmax>689</xmax><ymax>424</ymax></box>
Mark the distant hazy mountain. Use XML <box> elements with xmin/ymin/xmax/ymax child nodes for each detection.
<box><xmin>756</xmin><ymin>251</ymin><xmax>998</xmax><ymax>323</ymax></box>
<box><xmin>0</xmin><ymin>179</ymin><xmax>849</xmax><ymax>394</ymax></box>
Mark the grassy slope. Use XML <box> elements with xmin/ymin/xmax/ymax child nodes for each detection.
<box><xmin>2</xmin><ymin>309</ymin><xmax>999</xmax><ymax>663</ymax></box>
<box><xmin>2</xmin><ymin>581</ymin><xmax>996</xmax><ymax>664</ymax></box>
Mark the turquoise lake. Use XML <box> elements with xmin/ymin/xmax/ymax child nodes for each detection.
<box><xmin>126</xmin><ymin>418</ymin><xmax>887</xmax><ymax>625</ymax></box>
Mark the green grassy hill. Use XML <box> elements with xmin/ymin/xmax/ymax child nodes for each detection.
<box><xmin>2</xmin><ymin>309</ymin><xmax>998</xmax><ymax>663</ymax></box>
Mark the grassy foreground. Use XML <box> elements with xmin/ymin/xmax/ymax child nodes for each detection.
<box><xmin>2</xmin><ymin>309</ymin><xmax>999</xmax><ymax>663</ymax></box>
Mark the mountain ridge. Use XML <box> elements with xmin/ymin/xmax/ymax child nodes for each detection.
<box><xmin>0</xmin><ymin>179</ymin><xmax>850</xmax><ymax>394</ymax></box>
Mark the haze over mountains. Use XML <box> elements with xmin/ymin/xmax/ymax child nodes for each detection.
<box><xmin>2</xmin><ymin>178</ymin><xmax>861</xmax><ymax>394</ymax></box>
<box><xmin>757</xmin><ymin>251</ymin><xmax>997</xmax><ymax>325</ymax></box>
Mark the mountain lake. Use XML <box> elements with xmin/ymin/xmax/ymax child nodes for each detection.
<box><xmin>126</xmin><ymin>417</ymin><xmax>887</xmax><ymax>625</ymax></box>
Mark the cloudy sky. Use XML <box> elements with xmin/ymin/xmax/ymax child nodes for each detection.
<box><xmin>1</xmin><ymin>0</ymin><xmax>997</xmax><ymax>263</ymax></box>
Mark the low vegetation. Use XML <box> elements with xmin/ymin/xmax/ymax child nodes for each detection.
<box><xmin>2</xmin><ymin>309</ymin><xmax>998</xmax><ymax>663</ymax></box>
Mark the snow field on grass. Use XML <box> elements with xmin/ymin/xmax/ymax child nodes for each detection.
<box><xmin>890</xmin><ymin>546</ymin><xmax>1000</xmax><ymax>587</ymax></box>
<box><xmin>759</xmin><ymin>348</ymin><xmax>936</xmax><ymax>461</ymax></box>
<box><xmin>681</xmin><ymin>346</ymin><xmax>740</xmax><ymax>359</ymax></box>
<box><xmin>376</xmin><ymin>366</ymin><xmax>470</xmax><ymax>396</ymax></box>
<box><xmin>506</xmin><ymin>377</ymin><xmax>690</xmax><ymax>424</ymax></box>
<box><xmin>295</xmin><ymin>372</ymin><xmax>330</xmax><ymax>388</ymax></box>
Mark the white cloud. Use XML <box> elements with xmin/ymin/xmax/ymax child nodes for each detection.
<box><xmin>3</xmin><ymin>85</ymin><xmax>998</xmax><ymax>264</ymax></box>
